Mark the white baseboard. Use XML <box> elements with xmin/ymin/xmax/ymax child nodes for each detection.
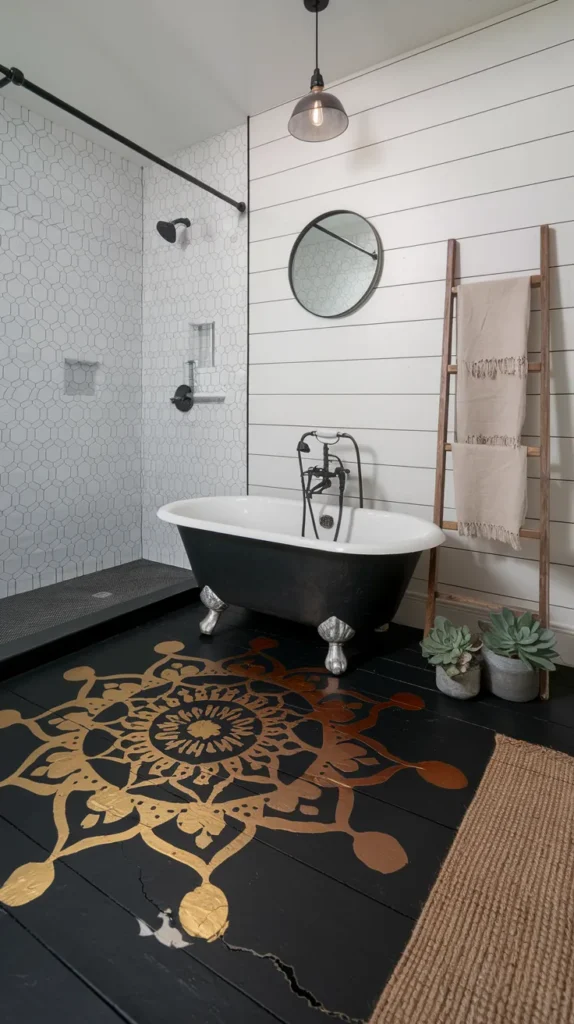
<box><xmin>396</xmin><ymin>586</ymin><xmax>574</xmax><ymax>668</ymax></box>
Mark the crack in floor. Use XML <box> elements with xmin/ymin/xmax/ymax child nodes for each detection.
<box><xmin>222</xmin><ymin>938</ymin><xmax>366</xmax><ymax>1024</ymax></box>
<box><xmin>136</xmin><ymin>865</ymin><xmax>164</xmax><ymax>916</ymax></box>
<box><xmin>130</xmin><ymin>853</ymin><xmax>365</xmax><ymax>1022</ymax></box>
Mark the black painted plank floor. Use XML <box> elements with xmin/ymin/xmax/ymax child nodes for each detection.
<box><xmin>1</xmin><ymin>601</ymin><xmax>573</xmax><ymax>1023</ymax></box>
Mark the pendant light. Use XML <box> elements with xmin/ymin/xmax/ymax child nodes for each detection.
<box><xmin>288</xmin><ymin>0</ymin><xmax>348</xmax><ymax>143</ymax></box>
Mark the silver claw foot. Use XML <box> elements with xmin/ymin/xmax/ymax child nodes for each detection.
<box><xmin>318</xmin><ymin>616</ymin><xmax>355</xmax><ymax>675</ymax></box>
<box><xmin>199</xmin><ymin>586</ymin><xmax>228</xmax><ymax>635</ymax></box>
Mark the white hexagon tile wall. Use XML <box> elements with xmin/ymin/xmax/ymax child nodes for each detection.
<box><xmin>142</xmin><ymin>124</ymin><xmax>248</xmax><ymax>566</ymax></box>
<box><xmin>0</xmin><ymin>94</ymin><xmax>143</xmax><ymax>597</ymax></box>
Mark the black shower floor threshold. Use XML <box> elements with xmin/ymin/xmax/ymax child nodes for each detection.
<box><xmin>0</xmin><ymin>559</ymin><xmax>198</xmax><ymax>679</ymax></box>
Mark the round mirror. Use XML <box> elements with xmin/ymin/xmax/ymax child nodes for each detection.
<box><xmin>288</xmin><ymin>210</ymin><xmax>383</xmax><ymax>319</ymax></box>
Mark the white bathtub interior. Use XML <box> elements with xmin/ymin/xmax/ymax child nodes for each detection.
<box><xmin>157</xmin><ymin>495</ymin><xmax>445</xmax><ymax>555</ymax></box>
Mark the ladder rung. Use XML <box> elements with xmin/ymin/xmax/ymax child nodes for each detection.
<box><xmin>447</xmin><ymin>361</ymin><xmax>541</xmax><ymax>374</ymax></box>
<box><xmin>441</xmin><ymin>520</ymin><xmax>541</xmax><ymax>540</ymax></box>
<box><xmin>444</xmin><ymin>443</ymin><xmax>540</xmax><ymax>456</ymax></box>
<box><xmin>435</xmin><ymin>590</ymin><xmax>540</xmax><ymax>618</ymax></box>
<box><xmin>452</xmin><ymin>274</ymin><xmax>541</xmax><ymax>294</ymax></box>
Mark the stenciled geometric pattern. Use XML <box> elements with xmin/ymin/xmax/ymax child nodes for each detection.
<box><xmin>0</xmin><ymin>95</ymin><xmax>143</xmax><ymax>597</ymax></box>
<box><xmin>142</xmin><ymin>124</ymin><xmax>247</xmax><ymax>567</ymax></box>
<box><xmin>0</xmin><ymin>636</ymin><xmax>467</xmax><ymax>941</ymax></box>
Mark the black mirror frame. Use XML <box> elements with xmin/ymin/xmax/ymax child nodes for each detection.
<box><xmin>288</xmin><ymin>209</ymin><xmax>384</xmax><ymax>319</ymax></box>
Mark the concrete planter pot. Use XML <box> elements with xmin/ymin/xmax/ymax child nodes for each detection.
<box><xmin>436</xmin><ymin>662</ymin><xmax>481</xmax><ymax>700</ymax></box>
<box><xmin>483</xmin><ymin>647</ymin><xmax>538</xmax><ymax>702</ymax></box>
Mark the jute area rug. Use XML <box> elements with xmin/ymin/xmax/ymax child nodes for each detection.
<box><xmin>369</xmin><ymin>734</ymin><xmax>574</xmax><ymax>1024</ymax></box>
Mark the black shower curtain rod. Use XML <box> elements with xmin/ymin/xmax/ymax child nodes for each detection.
<box><xmin>0</xmin><ymin>64</ymin><xmax>246</xmax><ymax>213</ymax></box>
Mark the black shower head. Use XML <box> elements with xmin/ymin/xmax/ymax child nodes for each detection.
<box><xmin>156</xmin><ymin>218</ymin><xmax>191</xmax><ymax>243</ymax></box>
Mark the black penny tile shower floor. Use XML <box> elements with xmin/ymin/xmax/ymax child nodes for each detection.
<box><xmin>1</xmin><ymin>600</ymin><xmax>573</xmax><ymax>1023</ymax></box>
<box><xmin>0</xmin><ymin>558</ymin><xmax>196</xmax><ymax>645</ymax></box>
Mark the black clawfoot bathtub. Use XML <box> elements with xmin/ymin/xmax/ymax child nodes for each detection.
<box><xmin>157</xmin><ymin>496</ymin><xmax>444</xmax><ymax>674</ymax></box>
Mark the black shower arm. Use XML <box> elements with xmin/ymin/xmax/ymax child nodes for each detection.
<box><xmin>313</xmin><ymin>223</ymin><xmax>377</xmax><ymax>260</ymax></box>
<box><xmin>0</xmin><ymin>64</ymin><xmax>246</xmax><ymax>213</ymax></box>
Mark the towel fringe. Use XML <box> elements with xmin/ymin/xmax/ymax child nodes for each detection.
<box><xmin>464</xmin><ymin>355</ymin><xmax>527</xmax><ymax>379</ymax></box>
<box><xmin>458</xmin><ymin>521</ymin><xmax>521</xmax><ymax>551</ymax></box>
<box><xmin>463</xmin><ymin>434</ymin><xmax>522</xmax><ymax>447</ymax></box>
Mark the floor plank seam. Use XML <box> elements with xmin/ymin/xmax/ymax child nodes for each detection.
<box><xmin>0</xmin><ymin>812</ymin><xmax>289</xmax><ymax>1024</ymax></box>
<box><xmin>362</xmin><ymin>663</ymin><xmax>574</xmax><ymax>739</ymax></box>
<box><xmin>0</xmin><ymin>902</ymin><xmax>135</xmax><ymax>1024</ymax></box>
<box><xmin>2</xmin><ymin>671</ymin><xmax>458</xmax><ymax>837</ymax></box>
<box><xmin>354</xmin><ymin>665</ymin><xmax>527</xmax><ymax>730</ymax></box>
<box><xmin>0</xmin><ymin>610</ymin><xmax>530</xmax><ymax>1023</ymax></box>
<box><xmin>375</xmin><ymin>651</ymin><xmax>574</xmax><ymax>720</ymax></box>
<box><xmin>0</xmin><ymin>678</ymin><xmax>456</xmax><ymax>845</ymax></box>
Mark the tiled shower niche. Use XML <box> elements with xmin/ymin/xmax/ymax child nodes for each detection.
<box><xmin>190</xmin><ymin>322</ymin><xmax>215</xmax><ymax>369</ymax></box>
<box><xmin>64</xmin><ymin>359</ymin><xmax>99</xmax><ymax>396</ymax></box>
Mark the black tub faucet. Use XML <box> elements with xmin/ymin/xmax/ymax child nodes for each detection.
<box><xmin>296</xmin><ymin>430</ymin><xmax>363</xmax><ymax>541</ymax></box>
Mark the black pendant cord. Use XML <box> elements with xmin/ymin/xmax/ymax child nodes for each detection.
<box><xmin>315</xmin><ymin>9</ymin><xmax>319</xmax><ymax>73</ymax></box>
<box><xmin>0</xmin><ymin>63</ymin><xmax>246</xmax><ymax>213</ymax></box>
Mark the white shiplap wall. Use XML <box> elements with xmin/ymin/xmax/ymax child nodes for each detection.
<box><xmin>247</xmin><ymin>0</ymin><xmax>574</xmax><ymax>660</ymax></box>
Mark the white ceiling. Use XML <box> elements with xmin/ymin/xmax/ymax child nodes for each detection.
<box><xmin>1</xmin><ymin>0</ymin><xmax>529</xmax><ymax>162</ymax></box>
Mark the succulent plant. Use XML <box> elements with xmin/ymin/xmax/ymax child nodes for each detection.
<box><xmin>420</xmin><ymin>616</ymin><xmax>482</xmax><ymax>678</ymax></box>
<box><xmin>482</xmin><ymin>609</ymin><xmax>559</xmax><ymax>672</ymax></box>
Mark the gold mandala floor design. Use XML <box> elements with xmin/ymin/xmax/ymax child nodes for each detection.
<box><xmin>0</xmin><ymin>637</ymin><xmax>467</xmax><ymax>941</ymax></box>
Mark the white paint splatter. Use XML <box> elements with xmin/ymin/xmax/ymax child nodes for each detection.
<box><xmin>137</xmin><ymin>911</ymin><xmax>190</xmax><ymax>949</ymax></box>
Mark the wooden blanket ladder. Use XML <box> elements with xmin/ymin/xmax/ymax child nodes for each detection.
<box><xmin>424</xmin><ymin>224</ymin><xmax>551</xmax><ymax>700</ymax></box>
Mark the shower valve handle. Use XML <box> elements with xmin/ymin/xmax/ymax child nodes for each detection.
<box><xmin>171</xmin><ymin>384</ymin><xmax>193</xmax><ymax>412</ymax></box>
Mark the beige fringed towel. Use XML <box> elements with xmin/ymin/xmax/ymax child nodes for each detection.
<box><xmin>452</xmin><ymin>443</ymin><xmax>528</xmax><ymax>549</ymax></box>
<box><xmin>454</xmin><ymin>277</ymin><xmax>531</xmax><ymax>549</ymax></box>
